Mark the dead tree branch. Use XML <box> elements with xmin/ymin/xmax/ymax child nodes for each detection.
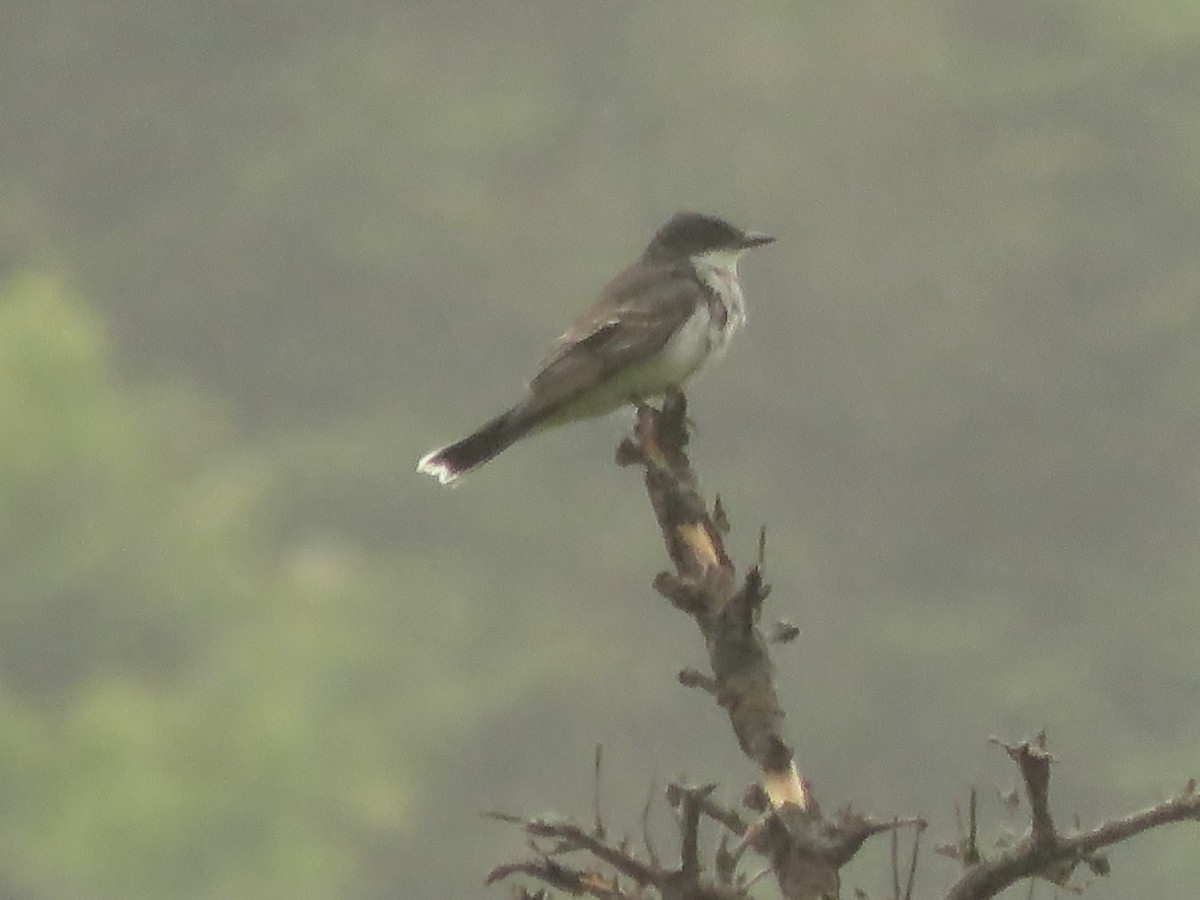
<box><xmin>616</xmin><ymin>392</ymin><xmax>807</xmax><ymax>810</ymax></box>
<box><xmin>943</xmin><ymin>735</ymin><xmax>1200</xmax><ymax>900</ymax></box>
<box><xmin>616</xmin><ymin>392</ymin><xmax>916</xmax><ymax>899</ymax></box>
<box><xmin>483</xmin><ymin>394</ymin><xmax>1197</xmax><ymax>899</ymax></box>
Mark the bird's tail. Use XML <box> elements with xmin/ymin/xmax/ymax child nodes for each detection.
<box><xmin>417</xmin><ymin>406</ymin><xmax>535</xmax><ymax>485</ymax></box>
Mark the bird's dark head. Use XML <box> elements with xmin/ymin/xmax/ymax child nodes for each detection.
<box><xmin>645</xmin><ymin>212</ymin><xmax>775</xmax><ymax>260</ymax></box>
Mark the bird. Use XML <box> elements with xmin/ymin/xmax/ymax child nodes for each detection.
<box><xmin>417</xmin><ymin>211</ymin><xmax>774</xmax><ymax>485</ymax></box>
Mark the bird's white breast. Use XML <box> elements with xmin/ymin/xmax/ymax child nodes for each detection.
<box><xmin>654</xmin><ymin>304</ymin><xmax>718</xmax><ymax>381</ymax></box>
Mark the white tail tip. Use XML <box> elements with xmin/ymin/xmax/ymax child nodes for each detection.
<box><xmin>417</xmin><ymin>449</ymin><xmax>460</xmax><ymax>486</ymax></box>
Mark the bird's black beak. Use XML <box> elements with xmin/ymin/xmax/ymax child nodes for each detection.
<box><xmin>740</xmin><ymin>231</ymin><xmax>776</xmax><ymax>249</ymax></box>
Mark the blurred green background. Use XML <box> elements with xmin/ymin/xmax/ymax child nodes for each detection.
<box><xmin>2</xmin><ymin>1</ymin><xmax>1198</xmax><ymax>898</ymax></box>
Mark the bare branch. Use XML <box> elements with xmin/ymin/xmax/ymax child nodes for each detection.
<box><xmin>642</xmin><ymin>780</ymin><xmax>662</xmax><ymax>870</ymax></box>
<box><xmin>619</xmin><ymin>396</ymin><xmax>921</xmax><ymax>898</ymax></box>
<box><xmin>902</xmin><ymin>820</ymin><xmax>923</xmax><ymax>900</ymax></box>
<box><xmin>676</xmin><ymin>784</ymin><xmax>717</xmax><ymax>880</ymax></box>
<box><xmin>626</xmin><ymin>395</ymin><xmax>807</xmax><ymax>811</ymax></box>
<box><xmin>945</xmin><ymin>738</ymin><xmax>1200</xmax><ymax>900</ymax></box>
<box><xmin>990</xmin><ymin>734</ymin><xmax>1055</xmax><ymax>847</ymax></box>
<box><xmin>509</xmin><ymin>817</ymin><xmax>660</xmax><ymax>886</ymax></box>
<box><xmin>486</xmin><ymin>395</ymin><xmax>1199</xmax><ymax>900</ymax></box>
<box><xmin>594</xmin><ymin>744</ymin><xmax>607</xmax><ymax>840</ymax></box>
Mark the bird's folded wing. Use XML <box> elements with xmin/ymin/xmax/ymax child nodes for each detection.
<box><xmin>525</xmin><ymin>263</ymin><xmax>702</xmax><ymax>411</ymax></box>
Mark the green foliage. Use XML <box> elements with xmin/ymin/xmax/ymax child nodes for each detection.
<box><xmin>0</xmin><ymin>277</ymin><xmax>585</xmax><ymax>898</ymax></box>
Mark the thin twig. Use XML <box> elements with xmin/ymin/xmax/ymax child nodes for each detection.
<box><xmin>641</xmin><ymin>779</ymin><xmax>660</xmax><ymax>870</ymax></box>
<box><xmin>593</xmin><ymin>744</ymin><xmax>606</xmax><ymax>839</ymax></box>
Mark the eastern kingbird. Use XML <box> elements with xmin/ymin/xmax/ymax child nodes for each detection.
<box><xmin>417</xmin><ymin>211</ymin><xmax>774</xmax><ymax>484</ymax></box>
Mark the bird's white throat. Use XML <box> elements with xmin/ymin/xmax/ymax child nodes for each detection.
<box><xmin>690</xmin><ymin>247</ymin><xmax>748</xmax><ymax>356</ymax></box>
